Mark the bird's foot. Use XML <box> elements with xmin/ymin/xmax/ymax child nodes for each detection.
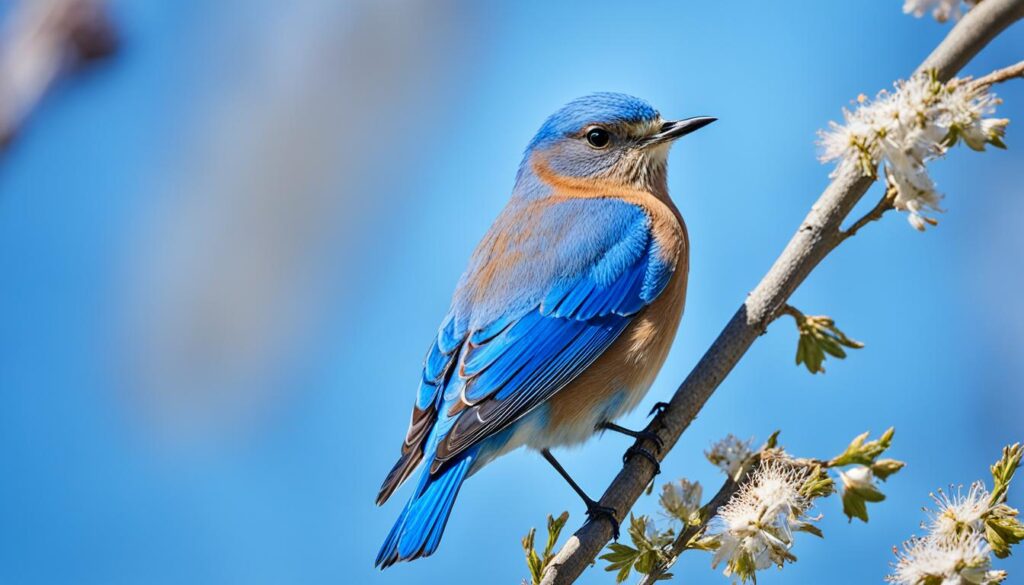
<box><xmin>584</xmin><ymin>499</ymin><xmax>620</xmax><ymax>540</ymax></box>
<box><xmin>596</xmin><ymin>422</ymin><xmax>665</xmax><ymax>452</ymax></box>
<box><xmin>648</xmin><ymin>401</ymin><xmax>670</xmax><ymax>417</ymax></box>
<box><xmin>632</xmin><ymin>430</ymin><xmax>664</xmax><ymax>452</ymax></box>
<box><xmin>623</xmin><ymin>445</ymin><xmax>661</xmax><ymax>475</ymax></box>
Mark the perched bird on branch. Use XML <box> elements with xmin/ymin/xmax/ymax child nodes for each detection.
<box><xmin>375</xmin><ymin>93</ymin><xmax>714</xmax><ymax>568</ymax></box>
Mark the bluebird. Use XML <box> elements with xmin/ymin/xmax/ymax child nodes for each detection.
<box><xmin>375</xmin><ymin>93</ymin><xmax>714</xmax><ymax>567</ymax></box>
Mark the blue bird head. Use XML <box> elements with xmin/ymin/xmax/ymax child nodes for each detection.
<box><xmin>518</xmin><ymin>92</ymin><xmax>715</xmax><ymax>192</ymax></box>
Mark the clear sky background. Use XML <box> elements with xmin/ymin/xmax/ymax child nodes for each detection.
<box><xmin>0</xmin><ymin>1</ymin><xmax>1022</xmax><ymax>584</ymax></box>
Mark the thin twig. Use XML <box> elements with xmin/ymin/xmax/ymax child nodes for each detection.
<box><xmin>838</xmin><ymin>188</ymin><xmax>897</xmax><ymax>242</ymax></box>
<box><xmin>537</xmin><ymin>2</ymin><xmax>1024</xmax><ymax>583</ymax></box>
<box><xmin>971</xmin><ymin>59</ymin><xmax>1024</xmax><ymax>88</ymax></box>
<box><xmin>779</xmin><ymin>303</ymin><xmax>804</xmax><ymax>322</ymax></box>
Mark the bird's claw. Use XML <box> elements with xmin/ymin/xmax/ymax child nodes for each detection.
<box><xmin>623</xmin><ymin>445</ymin><xmax>661</xmax><ymax>475</ymax></box>
<box><xmin>648</xmin><ymin>401</ymin><xmax>670</xmax><ymax>417</ymax></box>
<box><xmin>584</xmin><ymin>500</ymin><xmax>620</xmax><ymax>540</ymax></box>
<box><xmin>633</xmin><ymin>430</ymin><xmax>664</xmax><ymax>452</ymax></box>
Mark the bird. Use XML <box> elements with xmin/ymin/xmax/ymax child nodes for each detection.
<box><xmin>375</xmin><ymin>92</ymin><xmax>714</xmax><ymax>568</ymax></box>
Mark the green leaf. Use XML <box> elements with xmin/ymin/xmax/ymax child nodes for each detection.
<box><xmin>790</xmin><ymin>311</ymin><xmax>864</xmax><ymax>375</ymax></box>
<box><xmin>800</xmin><ymin>464</ymin><xmax>836</xmax><ymax>500</ymax></box>
<box><xmin>829</xmin><ymin>428</ymin><xmax>895</xmax><ymax>467</ymax></box>
<box><xmin>627</xmin><ymin>514</ymin><xmax>651</xmax><ymax>550</ymax></box>
<box><xmin>599</xmin><ymin>543</ymin><xmax>641</xmax><ymax>584</ymax></box>
<box><xmin>871</xmin><ymin>459</ymin><xmax>906</xmax><ymax>481</ymax></box>
<box><xmin>544</xmin><ymin>512</ymin><xmax>569</xmax><ymax>558</ymax></box>
<box><xmin>794</xmin><ymin>520</ymin><xmax>825</xmax><ymax>538</ymax></box>
<box><xmin>990</xmin><ymin>443</ymin><xmax>1022</xmax><ymax>506</ymax></box>
<box><xmin>522</xmin><ymin>512</ymin><xmax>569</xmax><ymax>585</ymax></box>
<box><xmin>842</xmin><ymin>489</ymin><xmax>870</xmax><ymax>523</ymax></box>
<box><xmin>521</xmin><ymin>527</ymin><xmax>542</xmax><ymax>585</ymax></box>
<box><xmin>985</xmin><ymin>505</ymin><xmax>1024</xmax><ymax>559</ymax></box>
<box><xmin>850</xmin><ymin>483</ymin><xmax>886</xmax><ymax>503</ymax></box>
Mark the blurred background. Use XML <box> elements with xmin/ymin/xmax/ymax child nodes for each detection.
<box><xmin>0</xmin><ymin>1</ymin><xmax>1021</xmax><ymax>583</ymax></box>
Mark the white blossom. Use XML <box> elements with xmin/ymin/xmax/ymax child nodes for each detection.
<box><xmin>819</xmin><ymin>73</ymin><xmax>1008</xmax><ymax>231</ymax></box>
<box><xmin>888</xmin><ymin>533</ymin><xmax>1006</xmax><ymax>585</ymax></box>
<box><xmin>839</xmin><ymin>465</ymin><xmax>878</xmax><ymax>493</ymax></box>
<box><xmin>929</xmin><ymin>482</ymin><xmax>992</xmax><ymax>539</ymax></box>
<box><xmin>706</xmin><ymin>460</ymin><xmax>817</xmax><ymax>581</ymax></box>
<box><xmin>705</xmin><ymin>434</ymin><xmax>753</xmax><ymax>478</ymax></box>
<box><xmin>903</xmin><ymin>0</ymin><xmax>980</xmax><ymax>23</ymax></box>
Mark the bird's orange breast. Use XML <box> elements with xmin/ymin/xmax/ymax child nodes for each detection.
<box><xmin>531</xmin><ymin>196</ymin><xmax>688</xmax><ymax>448</ymax></box>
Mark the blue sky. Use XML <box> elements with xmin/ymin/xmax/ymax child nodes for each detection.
<box><xmin>0</xmin><ymin>1</ymin><xmax>1022</xmax><ymax>584</ymax></box>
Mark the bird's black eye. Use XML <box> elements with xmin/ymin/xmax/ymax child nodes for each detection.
<box><xmin>585</xmin><ymin>127</ymin><xmax>611</xmax><ymax>149</ymax></box>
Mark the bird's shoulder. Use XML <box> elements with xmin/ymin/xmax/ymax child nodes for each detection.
<box><xmin>450</xmin><ymin>189</ymin><xmax>683</xmax><ymax>336</ymax></box>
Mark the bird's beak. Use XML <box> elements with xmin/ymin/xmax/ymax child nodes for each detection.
<box><xmin>642</xmin><ymin>116</ymin><xmax>717</xmax><ymax>146</ymax></box>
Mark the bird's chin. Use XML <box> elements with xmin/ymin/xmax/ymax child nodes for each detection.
<box><xmin>645</xmin><ymin>141</ymin><xmax>672</xmax><ymax>160</ymax></box>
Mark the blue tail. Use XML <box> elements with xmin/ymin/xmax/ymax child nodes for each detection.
<box><xmin>375</xmin><ymin>448</ymin><xmax>477</xmax><ymax>568</ymax></box>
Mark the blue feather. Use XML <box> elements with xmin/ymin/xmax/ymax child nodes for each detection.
<box><xmin>376</xmin><ymin>447</ymin><xmax>477</xmax><ymax>568</ymax></box>
<box><xmin>455</xmin><ymin>198</ymin><xmax>650</xmax><ymax>332</ymax></box>
<box><xmin>642</xmin><ymin>240</ymin><xmax>675</xmax><ymax>302</ymax></box>
<box><xmin>428</xmin><ymin>199</ymin><xmax>675</xmax><ymax>464</ymax></box>
<box><xmin>380</xmin><ymin>179</ymin><xmax>683</xmax><ymax>564</ymax></box>
<box><xmin>436</xmin><ymin>313</ymin><xmax>462</xmax><ymax>355</ymax></box>
<box><xmin>527</xmin><ymin>93</ymin><xmax>659</xmax><ymax>151</ymax></box>
<box><xmin>423</xmin><ymin>340</ymin><xmax>450</xmax><ymax>383</ymax></box>
<box><xmin>461</xmin><ymin>310</ymin><xmax>545</xmax><ymax>378</ymax></box>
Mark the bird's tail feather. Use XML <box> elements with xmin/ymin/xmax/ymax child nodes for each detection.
<box><xmin>375</xmin><ymin>448</ymin><xmax>476</xmax><ymax>568</ymax></box>
<box><xmin>376</xmin><ymin>447</ymin><xmax>423</xmax><ymax>505</ymax></box>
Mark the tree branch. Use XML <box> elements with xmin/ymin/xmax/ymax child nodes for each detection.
<box><xmin>838</xmin><ymin>188</ymin><xmax>897</xmax><ymax>243</ymax></box>
<box><xmin>538</xmin><ymin>2</ymin><xmax>1024</xmax><ymax>583</ymax></box>
<box><xmin>971</xmin><ymin>59</ymin><xmax>1024</xmax><ymax>88</ymax></box>
<box><xmin>0</xmin><ymin>0</ymin><xmax>116</xmax><ymax>150</ymax></box>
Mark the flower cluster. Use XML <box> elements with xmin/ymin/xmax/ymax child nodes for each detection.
<box><xmin>903</xmin><ymin>0</ymin><xmax>979</xmax><ymax>23</ymax></box>
<box><xmin>929</xmin><ymin>482</ymin><xmax>991</xmax><ymax>538</ymax></box>
<box><xmin>705</xmin><ymin>460</ymin><xmax>819</xmax><ymax>581</ymax></box>
<box><xmin>890</xmin><ymin>533</ymin><xmax>1005</xmax><ymax>585</ymax></box>
<box><xmin>705</xmin><ymin>434</ymin><xmax>754</xmax><ymax>479</ymax></box>
<box><xmin>699</xmin><ymin>430</ymin><xmax>901</xmax><ymax>583</ymax></box>
<box><xmin>819</xmin><ymin>73</ymin><xmax>1008</xmax><ymax>230</ymax></box>
<box><xmin>887</xmin><ymin>444</ymin><xmax>1023</xmax><ymax>585</ymax></box>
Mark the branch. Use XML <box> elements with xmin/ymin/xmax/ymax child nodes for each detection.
<box><xmin>0</xmin><ymin>0</ymin><xmax>116</xmax><ymax>150</ymax></box>
<box><xmin>971</xmin><ymin>59</ymin><xmax>1024</xmax><ymax>88</ymax></box>
<box><xmin>838</xmin><ymin>187</ymin><xmax>896</xmax><ymax>243</ymax></box>
<box><xmin>538</xmin><ymin>2</ymin><xmax>1024</xmax><ymax>583</ymax></box>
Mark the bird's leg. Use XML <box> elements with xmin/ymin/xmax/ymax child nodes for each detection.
<box><xmin>540</xmin><ymin>449</ymin><xmax>620</xmax><ymax>540</ymax></box>
<box><xmin>597</xmin><ymin>421</ymin><xmax>665</xmax><ymax>451</ymax></box>
<box><xmin>596</xmin><ymin>421</ymin><xmax>663</xmax><ymax>474</ymax></box>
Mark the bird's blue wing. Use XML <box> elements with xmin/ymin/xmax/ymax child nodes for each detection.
<box><xmin>428</xmin><ymin>199</ymin><xmax>677</xmax><ymax>470</ymax></box>
<box><xmin>378</xmin><ymin>198</ymin><xmax>679</xmax><ymax>498</ymax></box>
<box><xmin>376</xmin><ymin>314</ymin><xmax>462</xmax><ymax>505</ymax></box>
